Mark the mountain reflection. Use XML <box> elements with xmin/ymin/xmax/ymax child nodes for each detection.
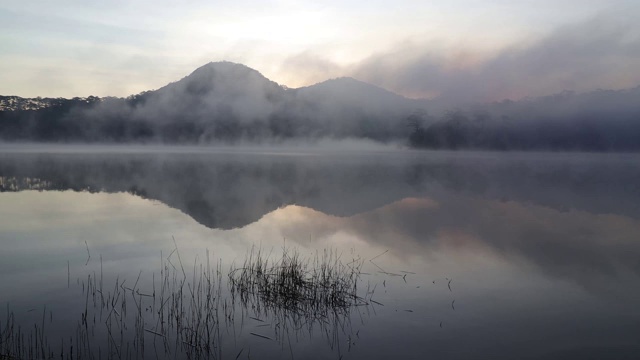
<box><xmin>1</xmin><ymin>149</ymin><xmax>640</xmax><ymax>292</ymax></box>
<box><xmin>271</xmin><ymin>198</ymin><xmax>640</xmax><ymax>297</ymax></box>
<box><xmin>2</xmin><ymin>150</ymin><xmax>640</xmax><ymax>228</ymax></box>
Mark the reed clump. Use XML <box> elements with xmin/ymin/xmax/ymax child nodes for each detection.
<box><xmin>229</xmin><ymin>247</ymin><xmax>367</xmax><ymax>317</ymax></box>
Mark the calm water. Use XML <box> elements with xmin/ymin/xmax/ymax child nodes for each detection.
<box><xmin>1</xmin><ymin>145</ymin><xmax>639</xmax><ymax>359</ymax></box>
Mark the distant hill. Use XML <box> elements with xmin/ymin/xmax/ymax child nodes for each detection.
<box><xmin>146</xmin><ymin>62</ymin><xmax>287</xmax><ymax>122</ymax></box>
<box><xmin>296</xmin><ymin>77</ymin><xmax>410</xmax><ymax>109</ymax></box>
<box><xmin>1</xmin><ymin>61</ymin><xmax>640</xmax><ymax>151</ymax></box>
<box><xmin>406</xmin><ymin>86</ymin><xmax>640</xmax><ymax>151</ymax></box>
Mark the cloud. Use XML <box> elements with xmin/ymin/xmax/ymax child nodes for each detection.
<box><xmin>277</xmin><ymin>51</ymin><xmax>345</xmax><ymax>88</ymax></box>
<box><xmin>347</xmin><ymin>13</ymin><xmax>640</xmax><ymax>102</ymax></box>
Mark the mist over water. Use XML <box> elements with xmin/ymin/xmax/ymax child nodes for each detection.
<box><xmin>3</xmin><ymin>61</ymin><xmax>640</xmax><ymax>151</ymax></box>
<box><xmin>1</xmin><ymin>145</ymin><xmax>640</xmax><ymax>359</ymax></box>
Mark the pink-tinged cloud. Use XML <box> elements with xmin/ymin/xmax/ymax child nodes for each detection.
<box><xmin>346</xmin><ymin>15</ymin><xmax>640</xmax><ymax>102</ymax></box>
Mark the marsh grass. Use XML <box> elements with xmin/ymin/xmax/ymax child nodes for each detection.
<box><xmin>229</xmin><ymin>246</ymin><xmax>368</xmax><ymax>314</ymax></box>
<box><xmin>228</xmin><ymin>246</ymin><xmax>373</xmax><ymax>356</ymax></box>
<box><xmin>0</xmin><ymin>245</ymin><xmax>374</xmax><ymax>360</ymax></box>
<box><xmin>0</xmin><ymin>245</ymin><xmax>225</xmax><ymax>360</ymax></box>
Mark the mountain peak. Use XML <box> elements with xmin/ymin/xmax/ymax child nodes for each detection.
<box><xmin>322</xmin><ymin>76</ymin><xmax>364</xmax><ymax>84</ymax></box>
<box><xmin>312</xmin><ymin>76</ymin><xmax>382</xmax><ymax>88</ymax></box>
<box><xmin>192</xmin><ymin>61</ymin><xmax>256</xmax><ymax>73</ymax></box>
<box><xmin>303</xmin><ymin>76</ymin><xmax>406</xmax><ymax>100</ymax></box>
<box><xmin>187</xmin><ymin>61</ymin><xmax>269</xmax><ymax>82</ymax></box>
<box><xmin>156</xmin><ymin>61</ymin><xmax>283</xmax><ymax>98</ymax></box>
<box><xmin>296</xmin><ymin>76</ymin><xmax>409</xmax><ymax>111</ymax></box>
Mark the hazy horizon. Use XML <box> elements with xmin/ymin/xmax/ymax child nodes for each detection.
<box><xmin>3</xmin><ymin>59</ymin><xmax>640</xmax><ymax>104</ymax></box>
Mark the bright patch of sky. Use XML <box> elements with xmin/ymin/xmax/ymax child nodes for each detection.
<box><xmin>0</xmin><ymin>0</ymin><xmax>637</xmax><ymax>99</ymax></box>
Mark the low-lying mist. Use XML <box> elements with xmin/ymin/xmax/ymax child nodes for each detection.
<box><xmin>1</xmin><ymin>61</ymin><xmax>640</xmax><ymax>151</ymax></box>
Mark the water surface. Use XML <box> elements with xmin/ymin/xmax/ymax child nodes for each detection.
<box><xmin>1</xmin><ymin>146</ymin><xmax>639</xmax><ymax>359</ymax></box>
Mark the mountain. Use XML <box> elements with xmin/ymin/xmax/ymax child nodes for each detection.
<box><xmin>296</xmin><ymin>77</ymin><xmax>410</xmax><ymax>110</ymax></box>
<box><xmin>69</xmin><ymin>61</ymin><xmax>417</xmax><ymax>142</ymax></box>
<box><xmin>1</xmin><ymin>61</ymin><xmax>640</xmax><ymax>150</ymax></box>
<box><xmin>136</xmin><ymin>62</ymin><xmax>417</xmax><ymax>123</ymax></box>
<box><xmin>142</xmin><ymin>62</ymin><xmax>288</xmax><ymax>122</ymax></box>
<box><xmin>109</xmin><ymin>62</ymin><xmax>293</xmax><ymax>141</ymax></box>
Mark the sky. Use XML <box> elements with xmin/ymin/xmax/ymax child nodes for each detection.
<box><xmin>0</xmin><ymin>0</ymin><xmax>639</xmax><ymax>102</ymax></box>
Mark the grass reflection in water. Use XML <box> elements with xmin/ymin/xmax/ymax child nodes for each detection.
<box><xmin>1</xmin><ymin>243</ymin><xmax>379</xmax><ymax>360</ymax></box>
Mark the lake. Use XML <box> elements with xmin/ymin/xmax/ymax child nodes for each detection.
<box><xmin>1</xmin><ymin>145</ymin><xmax>639</xmax><ymax>359</ymax></box>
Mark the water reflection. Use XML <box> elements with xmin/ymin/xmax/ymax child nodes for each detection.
<box><xmin>275</xmin><ymin>197</ymin><xmax>640</xmax><ymax>297</ymax></box>
<box><xmin>1</xmin><ymin>148</ymin><xmax>640</xmax><ymax>359</ymax></box>
<box><xmin>2</xmin><ymin>150</ymin><xmax>640</xmax><ymax>229</ymax></box>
